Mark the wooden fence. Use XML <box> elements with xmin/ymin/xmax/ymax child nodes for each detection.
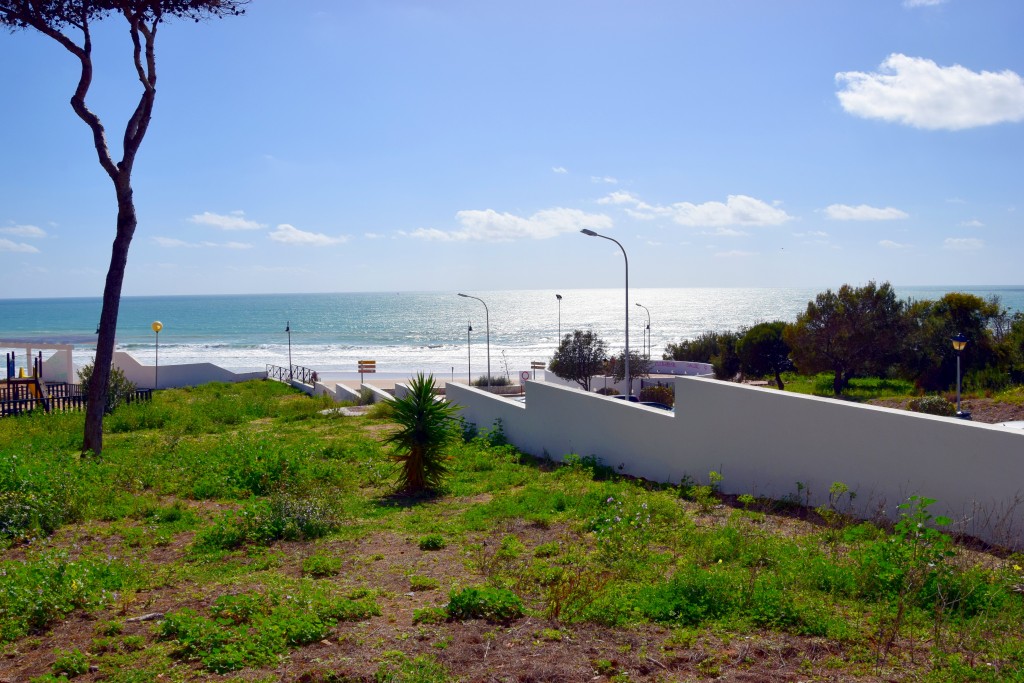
<box><xmin>0</xmin><ymin>381</ymin><xmax>151</xmax><ymax>418</ymax></box>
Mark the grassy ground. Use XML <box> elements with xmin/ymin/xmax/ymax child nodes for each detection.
<box><xmin>0</xmin><ymin>380</ymin><xmax>1022</xmax><ymax>682</ymax></box>
<box><xmin>779</xmin><ymin>373</ymin><xmax>918</xmax><ymax>401</ymax></box>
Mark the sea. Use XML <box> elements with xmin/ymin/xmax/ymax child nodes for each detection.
<box><xmin>2</xmin><ymin>287</ymin><xmax>1022</xmax><ymax>381</ymax></box>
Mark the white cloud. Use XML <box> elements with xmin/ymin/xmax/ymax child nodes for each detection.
<box><xmin>714</xmin><ymin>250</ymin><xmax>756</xmax><ymax>258</ymax></box>
<box><xmin>602</xmin><ymin>192</ymin><xmax>792</xmax><ymax>227</ymax></box>
<box><xmin>552</xmin><ymin>166</ymin><xmax>568</xmax><ymax>174</ymax></box>
<box><xmin>836</xmin><ymin>54</ymin><xmax>1024</xmax><ymax>130</ymax></box>
<box><xmin>597</xmin><ymin>191</ymin><xmax>642</xmax><ymax>206</ymax></box>
<box><xmin>188</xmin><ymin>210</ymin><xmax>266</xmax><ymax>231</ymax></box>
<box><xmin>0</xmin><ymin>224</ymin><xmax>46</xmax><ymax>238</ymax></box>
<box><xmin>591</xmin><ymin>176</ymin><xmax>618</xmax><ymax>184</ymax></box>
<box><xmin>154</xmin><ymin>237</ymin><xmax>193</xmax><ymax>248</ymax></box>
<box><xmin>960</xmin><ymin>219</ymin><xmax>984</xmax><ymax>228</ymax></box>
<box><xmin>268</xmin><ymin>224</ymin><xmax>349</xmax><ymax>246</ymax></box>
<box><xmin>879</xmin><ymin>239</ymin><xmax>912</xmax><ymax>249</ymax></box>
<box><xmin>794</xmin><ymin>230</ymin><xmax>829</xmax><ymax>238</ymax></box>
<box><xmin>154</xmin><ymin>236</ymin><xmax>253</xmax><ymax>249</ymax></box>
<box><xmin>904</xmin><ymin>0</ymin><xmax>946</xmax><ymax>7</ymax></box>
<box><xmin>702</xmin><ymin>227</ymin><xmax>749</xmax><ymax>237</ymax></box>
<box><xmin>0</xmin><ymin>238</ymin><xmax>39</xmax><ymax>253</ymax></box>
<box><xmin>410</xmin><ymin>207</ymin><xmax>613</xmax><ymax>242</ymax></box>
<box><xmin>364</xmin><ymin>232</ymin><xmax>386</xmax><ymax>240</ymax></box>
<box><xmin>943</xmin><ymin>237</ymin><xmax>984</xmax><ymax>251</ymax></box>
<box><xmin>825</xmin><ymin>204</ymin><xmax>909</xmax><ymax>221</ymax></box>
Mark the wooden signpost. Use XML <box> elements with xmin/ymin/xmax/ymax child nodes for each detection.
<box><xmin>530</xmin><ymin>361</ymin><xmax>545</xmax><ymax>380</ymax></box>
<box><xmin>358</xmin><ymin>360</ymin><xmax>376</xmax><ymax>384</ymax></box>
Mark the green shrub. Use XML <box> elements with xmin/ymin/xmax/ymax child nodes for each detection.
<box><xmin>639</xmin><ymin>383</ymin><xmax>674</xmax><ymax>406</ymax></box>
<box><xmin>446</xmin><ymin>586</ymin><xmax>524</xmax><ymax>622</ymax></box>
<box><xmin>409</xmin><ymin>575</ymin><xmax>440</xmax><ymax>591</ymax></box>
<box><xmin>303</xmin><ymin>553</ymin><xmax>343</xmax><ymax>578</ymax></box>
<box><xmin>77</xmin><ymin>363</ymin><xmax>137</xmax><ymax>414</ymax></box>
<box><xmin>191</xmin><ymin>491</ymin><xmax>340</xmax><ymax>553</ymax></box>
<box><xmin>418</xmin><ymin>534</ymin><xmax>446</xmax><ymax>551</ymax></box>
<box><xmin>908</xmin><ymin>395</ymin><xmax>956</xmax><ymax>417</ymax></box>
<box><xmin>374</xmin><ymin>651</ymin><xmax>449</xmax><ymax>683</ymax></box>
<box><xmin>51</xmin><ymin>647</ymin><xmax>89</xmax><ymax>677</ymax></box>
<box><xmin>473</xmin><ymin>375</ymin><xmax>510</xmax><ymax>387</ymax></box>
<box><xmin>159</xmin><ymin>587</ymin><xmax>380</xmax><ymax>674</ymax></box>
<box><xmin>0</xmin><ymin>551</ymin><xmax>147</xmax><ymax>643</ymax></box>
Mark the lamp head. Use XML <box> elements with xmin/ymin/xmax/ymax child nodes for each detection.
<box><xmin>580</xmin><ymin>228</ymin><xmax>598</xmax><ymax>237</ymax></box>
<box><xmin>151</xmin><ymin>321</ymin><xmax>163</xmax><ymax>334</ymax></box>
<box><xmin>468</xmin><ymin>324</ymin><xmax>473</xmax><ymax>332</ymax></box>
<box><xmin>555</xmin><ymin>294</ymin><xmax>562</xmax><ymax>300</ymax></box>
<box><xmin>458</xmin><ymin>293</ymin><xmax>469</xmax><ymax>298</ymax></box>
<box><xmin>285</xmin><ymin>321</ymin><xmax>290</xmax><ymax>333</ymax></box>
<box><xmin>951</xmin><ymin>332</ymin><xmax>968</xmax><ymax>352</ymax></box>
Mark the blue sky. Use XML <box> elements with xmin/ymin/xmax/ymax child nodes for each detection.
<box><xmin>1</xmin><ymin>0</ymin><xmax>1022</xmax><ymax>298</ymax></box>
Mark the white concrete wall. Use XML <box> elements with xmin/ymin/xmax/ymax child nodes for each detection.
<box><xmin>112</xmin><ymin>352</ymin><xmax>264</xmax><ymax>389</ymax></box>
<box><xmin>446</xmin><ymin>377</ymin><xmax>1024</xmax><ymax>548</ymax></box>
<box><xmin>41</xmin><ymin>348</ymin><xmax>74</xmax><ymax>383</ymax></box>
<box><xmin>311</xmin><ymin>381</ymin><xmax>360</xmax><ymax>403</ymax></box>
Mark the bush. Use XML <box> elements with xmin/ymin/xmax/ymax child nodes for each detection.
<box><xmin>446</xmin><ymin>586</ymin><xmax>524</xmax><ymax>622</ymax></box>
<box><xmin>77</xmin><ymin>363</ymin><xmax>137</xmax><ymax>413</ymax></box>
<box><xmin>418</xmin><ymin>534</ymin><xmax>445</xmax><ymax>551</ymax></box>
<box><xmin>595</xmin><ymin>387</ymin><xmax>619</xmax><ymax>396</ymax></box>
<box><xmin>472</xmin><ymin>375</ymin><xmax>510</xmax><ymax>387</ymax></box>
<box><xmin>908</xmin><ymin>395</ymin><xmax>956</xmax><ymax>417</ymax></box>
<box><xmin>640</xmin><ymin>384</ymin><xmax>674</xmax><ymax>407</ymax></box>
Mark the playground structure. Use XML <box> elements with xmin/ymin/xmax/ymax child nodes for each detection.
<box><xmin>1</xmin><ymin>342</ymin><xmax>151</xmax><ymax>417</ymax></box>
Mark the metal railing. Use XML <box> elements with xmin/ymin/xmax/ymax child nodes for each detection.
<box><xmin>266</xmin><ymin>363</ymin><xmax>317</xmax><ymax>385</ymax></box>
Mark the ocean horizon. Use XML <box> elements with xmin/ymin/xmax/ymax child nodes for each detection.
<box><xmin>2</xmin><ymin>286</ymin><xmax>1022</xmax><ymax>379</ymax></box>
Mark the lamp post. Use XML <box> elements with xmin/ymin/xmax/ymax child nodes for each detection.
<box><xmin>555</xmin><ymin>293</ymin><xmax>562</xmax><ymax>344</ymax></box>
<box><xmin>285</xmin><ymin>321</ymin><xmax>292</xmax><ymax>380</ymax></box>
<box><xmin>467</xmin><ymin>322</ymin><xmax>473</xmax><ymax>385</ymax></box>
<box><xmin>151</xmin><ymin>321</ymin><xmax>163</xmax><ymax>389</ymax></box>
<box><xmin>459</xmin><ymin>293</ymin><xmax>490</xmax><ymax>387</ymax></box>
<box><xmin>581</xmin><ymin>229</ymin><xmax>630</xmax><ymax>396</ymax></box>
<box><xmin>951</xmin><ymin>332</ymin><xmax>968</xmax><ymax>416</ymax></box>
<box><xmin>635</xmin><ymin>302</ymin><xmax>651</xmax><ymax>360</ymax></box>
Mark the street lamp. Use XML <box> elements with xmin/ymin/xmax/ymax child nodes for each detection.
<box><xmin>951</xmin><ymin>332</ymin><xmax>968</xmax><ymax>416</ymax></box>
<box><xmin>555</xmin><ymin>293</ymin><xmax>563</xmax><ymax>344</ymax></box>
<box><xmin>285</xmin><ymin>321</ymin><xmax>292</xmax><ymax>380</ymax></box>
<box><xmin>459</xmin><ymin>293</ymin><xmax>490</xmax><ymax>387</ymax></box>
<box><xmin>151</xmin><ymin>321</ymin><xmax>163</xmax><ymax>389</ymax></box>
<box><xmin>635</xmin><ymin>302</ymin><xmax>651</xmax><ymax>360</ymax></box>
<box><xmin>581</xmin><ymin>229</ymin><xmax>630</xmax><ymax>396</ymax></box>
<box><xmin>467</xmin><ymin>322</ymin><xmax>473</xmax><ymax>385</ymax></box>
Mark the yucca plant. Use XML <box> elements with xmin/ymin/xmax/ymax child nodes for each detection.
<box><xmin>385</xmin><ymin>373</ymin><xmax>460</xmax><ymax>494</ymax></box>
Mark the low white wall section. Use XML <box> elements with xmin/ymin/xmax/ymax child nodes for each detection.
<box><xmin>446</xmin><ymin>377</ymin><xmax>1024</xmax><ymax>548</ymax></box>
<box><xmin>112</xmin><ymin>352</ymin><xmax>264</xmax><ymax>389</ymax></box>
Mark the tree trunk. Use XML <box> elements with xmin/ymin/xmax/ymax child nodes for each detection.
<box><xmin>82</xmin><ymin>184</ymin><xmax>137</xmax><ymax>455</ymax></box>
<box><xmin>832</xmin><ymin>368</ymin><xmax>844</xmax><ymax>395</ymax></box>
<box><xmin>774</xmin><ymin>370</ymin><xmax>785</xmax><ymax>391</ymax></box>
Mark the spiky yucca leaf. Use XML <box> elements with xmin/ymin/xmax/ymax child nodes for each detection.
<box><xmin>385</xmin><ymin>373</ymin><xmax>460</xmax><ymax>494</ymax></box>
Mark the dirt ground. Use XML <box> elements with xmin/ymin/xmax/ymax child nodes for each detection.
<box><xmin>0</xmin><ymin>519</ymin><xmax>908</xmax><ymax>683</ymax></box>
<box><xmin>867</xmin><ymin>396</ymin><xmax>1024</xmax><ymax>424</ymax></box>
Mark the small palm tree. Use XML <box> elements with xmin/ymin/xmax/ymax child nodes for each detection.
<box><xmin>385</xmin><ymin>373</ymin><xmax>460</xmax><ymax>494</ymax></box>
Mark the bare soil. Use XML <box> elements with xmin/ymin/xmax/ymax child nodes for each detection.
<box><xmin>868</xmin><ymin>396</ymin><xmax>1024</xmax><ymax>423</ymax></box>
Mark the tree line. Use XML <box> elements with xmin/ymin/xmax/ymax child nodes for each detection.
<box><xmin>548</xmin><ymin>282</ymin><xmax>1024</xmax><ymax>396</ymax></box>
<box><xmin>664</xmin><ymin>282</ymin><xmax>1024</xmax><ymax>395</ymax></box>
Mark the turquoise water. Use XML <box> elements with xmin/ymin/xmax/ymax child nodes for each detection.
<box><xmin>2</xmin><ymin>287</ymin><xmax>1022</xmax><ymax>377</ymax></box>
